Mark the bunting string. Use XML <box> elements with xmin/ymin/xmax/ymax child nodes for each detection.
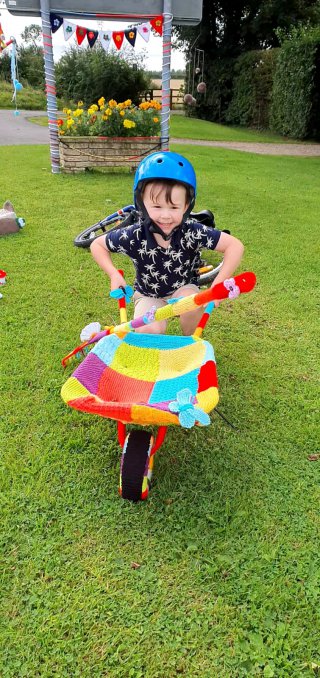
<box><xmin>50</xmin><ymin>13</ymin><xmax>163</xmax><ymax>51</ymax></box>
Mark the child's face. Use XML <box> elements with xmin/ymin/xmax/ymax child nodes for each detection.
<box><xmin>142</xmin><ymin>183</ymin><xmax>188</xmax><ymax>238</ymax></box>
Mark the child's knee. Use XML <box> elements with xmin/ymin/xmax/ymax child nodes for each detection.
<box><xmin>136</xmin><ymin>321</ymin><xmax>167</xmax><ymax>335</ymax></box>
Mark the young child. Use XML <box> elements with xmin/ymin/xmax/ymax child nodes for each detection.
<box><xmin>90</xmin><ymin>151</ymin><xmax>244</xmax><ymax>335</ymax></box>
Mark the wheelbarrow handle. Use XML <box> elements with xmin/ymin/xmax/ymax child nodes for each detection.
<box><xmin>111</xmin><ymin>272</ymin><xmax>256</xmax><ymax>333</ymax></box>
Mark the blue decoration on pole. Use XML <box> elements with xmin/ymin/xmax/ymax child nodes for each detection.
<box><xmin>10</xmin><ymin>41</ymin><xmax>23</xmax><ymax>115</ymax></box>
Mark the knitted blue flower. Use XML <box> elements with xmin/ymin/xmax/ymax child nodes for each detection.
<box><xmin>110</xmin><ymin>285</ymin><xmax>134</xmax><ymax>303</ymax></box>
<box><xmin>168</xmin><ymin>388</ymin><xmax>210</xmax><ymax>429</ymax></box>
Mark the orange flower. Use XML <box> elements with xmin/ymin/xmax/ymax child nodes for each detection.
<box><xmin>57</xmin><ymin>119</ymin><xmax>64</xmax><ymax>127</ymax></box>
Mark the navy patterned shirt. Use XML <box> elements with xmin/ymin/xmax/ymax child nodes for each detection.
<box><xmin>105</xmin><ymin>218</ymin><xmax>221</xmax><ymax>298</ymax></box>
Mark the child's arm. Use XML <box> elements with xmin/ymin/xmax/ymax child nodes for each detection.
<box><xmin>90</xmin><ymin>235</ymin><xmax>127</xmax><ymax>290</ymax></box>
<box><xmin>211</xmin><ymin>232</ymin><xmax>244</xmax><ymax>290</ymax></box>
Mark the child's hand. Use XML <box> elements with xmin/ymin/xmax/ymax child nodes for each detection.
<box><xmin>110</xmin><ymin>270</ymin><xmax>127</xmax><ymax>291</ymax></box>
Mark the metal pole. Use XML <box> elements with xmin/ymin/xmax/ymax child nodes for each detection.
<box><xmin>40</xmin><ymin>0</ymin><xmax>60</xmax><ymax>173</ymax></box>
<box><xmin>161</xmin><ymin>0</ymin><xmax>173</xmax><ymax>151</ymax></box>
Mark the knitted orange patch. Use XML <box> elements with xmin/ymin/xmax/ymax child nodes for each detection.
<box><xmin>97</xmin><ymin>365</ymin><xmax>154</xmax><ymax>404</ymax></box>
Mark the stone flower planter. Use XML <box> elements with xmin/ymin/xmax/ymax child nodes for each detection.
<box><xmin>59</xmin><ymin>136</ymin><xmax>161</xmax><ymax>173</ymax></box>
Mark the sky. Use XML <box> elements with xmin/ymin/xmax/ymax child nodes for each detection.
<box><xmin>0</xmin><ymin>9</ymin><xmax>186</xmax><ymax>71</ymax></box>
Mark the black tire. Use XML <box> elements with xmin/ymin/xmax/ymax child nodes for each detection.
<box><xmin>120</xmin><ymin>430</ymin><xmax>153</xmax><ymax>502</ymax></box>
<box><xmin>74</xmin><ymin>215</ymin><xmax>125</xmax><ymax>248</ymax></box>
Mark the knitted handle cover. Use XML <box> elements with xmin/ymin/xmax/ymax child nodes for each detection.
<box><xmin>152</xmin><ymin>271</ymin><xmax>256</xmax><ymax>322</ymax></box>
<box><xmin>110</xmin><ymin>272</ymin><xmax>256</xmax><ymax>334</ymax></box>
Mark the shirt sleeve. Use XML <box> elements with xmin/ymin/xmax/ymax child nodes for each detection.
<box><xmin>193</xmin><ymin>222</ymin><xmax>222</xmax><ymax>250</ymax></box>
<box><xmin>105</xmin><ymin>224</ymin><xmax>135</xmax><ymax>255</ymax></box>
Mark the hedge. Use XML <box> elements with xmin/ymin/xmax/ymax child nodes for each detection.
<box><xmin>225</xmin><ymin>49</ymin><xmax>279</xmax><ymax>129</ymax></box>
<box><xmin>270</xmin><ymin>27</ymin><xmax>320</xmax><ymax>139</ymax></box>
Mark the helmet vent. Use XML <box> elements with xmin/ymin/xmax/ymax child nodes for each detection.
<box><xmin>178</xmin><ymin>161</ymin><xmax>184</xmax><ymax>166</ymax></box>
<box><xmin>156</xmin><ymin>158</ymin><xmax>163</xmax><ymax>163</ymax></box>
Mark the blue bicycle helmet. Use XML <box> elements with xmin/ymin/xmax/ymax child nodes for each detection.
<box><xmin>133</xmin><ymin>151</ymin><xmax>197</xmax><ymax>241</ymax></box>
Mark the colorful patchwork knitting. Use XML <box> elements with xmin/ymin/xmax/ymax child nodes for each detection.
<box><xmin>61</xmin><ymin>332</ymin><xmax>219</xmax><ymax>427</ymax></box>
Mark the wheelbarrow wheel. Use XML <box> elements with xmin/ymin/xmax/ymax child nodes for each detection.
<box><xmin>120</xmin><ymin>430</ymin><xmax>154</xmax><ymax>502</ymax></box>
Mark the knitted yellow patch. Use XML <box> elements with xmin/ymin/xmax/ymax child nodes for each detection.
<box><xmin>196</xmin><ymin>386</ymin><xmax>219</xmax><ymax>413</ymax></box>
<box><xmin>110</xmin><ymin>342</ymin><xmax>160</xmax><ymax>381</ymax></box>
<box><xmin>61</xmin><ymin>377</ymin><xmax>90</xmax><ymax>403</ymax></box>
<box><xmin>158</xmin><ymin>341</ymin><xmax>206</xmax><ymax>380</ymax></box>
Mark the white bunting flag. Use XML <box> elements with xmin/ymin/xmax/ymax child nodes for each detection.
<box><xmin>137</xmin><ymin>23</ymin><xmax>151</xmax><ymax>42</ymax></box>
<box><xmin>99</xmin><ymin>29</ymin><xmax>112</xmax><ymax>52</ymax></box>
<box><xmin>63</xmin><ymin>19</ymin><xmax>76</xmax><ymax>42</ymax></box>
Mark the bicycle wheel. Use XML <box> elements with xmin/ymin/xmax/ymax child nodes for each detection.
<box><xmin>74</xmin><ymin>206</ymin><xmax>135</xmax><ymax>248</ymax></box>
<box><xmin>119</xmin><ymin>430</ymin><xmax>154</xmax><ymax>502</ymax></box>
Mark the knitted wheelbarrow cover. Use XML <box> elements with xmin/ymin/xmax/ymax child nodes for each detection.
<box><xmin>61</xmin><ymin>332</ymin><xmax>219</xmax><ymax>427</ymax></box>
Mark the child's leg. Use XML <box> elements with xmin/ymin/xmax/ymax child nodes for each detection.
<box><xmin>133</xmin><ymin>293</ymin><xmax>167</xmax><ymax>334</ymax></box>
<box><xmin>172</xmin><ymin>284</ymin><xmax>203</xmax><ymax>336</ymax></box>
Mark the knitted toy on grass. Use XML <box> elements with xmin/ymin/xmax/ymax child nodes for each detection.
<box><xmin>0</xmin><ymin>201</ymin><xmax>25</xmax><ymax>236</ymax></box>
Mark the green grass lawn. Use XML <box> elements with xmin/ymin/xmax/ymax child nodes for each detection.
<box><xmin>1</xmin><ymin>144</ymin><xmax>319</xmax><ymax>677</ymax></box>
<box><xmin>170</xmin><ymin>115</ymin><xmax>301</xmax><ymax>143</ymax></box>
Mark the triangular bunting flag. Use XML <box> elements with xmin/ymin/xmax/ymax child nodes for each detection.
<box><xmin>113</xmin><ymin>31</ymin><xmax>124</xmax><ymax>50</ymax></box>
<box><xmin>150</xmin><ymin>15</ymin><xmax>163</xmax><ymax>36</ymax></box>
<box><xmin>125</xmin><ymin>27</ymin><xmax>137</xmax><ymax>48</ymax></box>
<box><xmin>76</xmin><ymin>25</ymin><xmax>87</xmax><ymax>45</ymax></box>
<box><xmin>99</xmin><ymin>29</ymin><xmax>112</xmax><ymax>52</ymax></box>
<box><xmin>137</xmin><ymin>23</ymin><xmax>151</xmax><ymax>42</ymax></box>
<box><xmin>50</xmin><ymin>13</ymin><xmax>63</xmax><ymax>34</ymax></box>
<box><xmin>63</xmin><ymin>19</ymin><xmax>76</xmax><ymax>42</ymax></box>
<box><xmin>87</xmin><ymin>29</ymin><xmax>98</xmax><ymax>48</ymax></box>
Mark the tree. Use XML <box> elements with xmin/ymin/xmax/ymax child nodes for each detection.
<box><xmin>174</xmin><ymin>0</ymin><xmax>320</xmax><ymax>58</ymax></box>
<box><xmin>20</xmin><ymin>23</ymin><xmax>42</xmax><ymax>48</ymax></box>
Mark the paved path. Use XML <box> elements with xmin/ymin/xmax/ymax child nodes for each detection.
<box><xmin>1</xmin><ymin>109</ymin><xmax>320</xmax><ymax>156</ymax></box>
<box><xmin>0</xmin><ymin>110</ymin><xmax>49</xmax><ymax>145</ymax></box>
<box><xmin>171</xmin><ymin>137</ymin><xmax>320</xmax><ymax>157</ymax></box>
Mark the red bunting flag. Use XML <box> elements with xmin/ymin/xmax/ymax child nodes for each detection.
<box><xmin>150</xmin><ymin>15</ymin><xmax>163</xmax><ymax>36</ymax></box>
<box><xmin>76</xmin><ymin>25</ymin><xmax>87</xmax><ymax>45</ymax></box>
<box><xmin>113</xmin><ymin>31</ymin><xmax>124</xmax><ymax>50</ymax></box>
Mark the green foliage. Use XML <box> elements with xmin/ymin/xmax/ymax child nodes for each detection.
<box><xmin>0</xmin><ymin>44</ymin><xmax>45</xmax><ymax>88</ymax></box>
<box><xmin>17</xmin><ymin>45</ymin><xmax>45</xmax><ymax>88</ymax></box>
<box><xmin>55</xmin><ymin>47</ymin><xmax>151</xmax><ymax>107</ymax></box>
<box><xmin>270</xmin><ymin>26</ymin><xmax>320</xmax><ymax>139</ymax></box>
<box><xmin>0</xmin><ymin>51</ymin><xmax>10</xmax><ymax>81</ymax></box>
<box><xmin>226</xmin><ymin>49</ymin><xmax>279</xmax><ymax>129</ymax></box>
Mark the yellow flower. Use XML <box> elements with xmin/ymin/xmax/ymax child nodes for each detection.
<box><xmin>105</xmin><ymin>108</ymin><xmax>112</xmax><ymax>116</ymax></box>
<box><xmin>77</xmin><ymin>100</ymin><xmax>84</xmax><ymax>107</ymax></box>
<box><xmin>59</xmin><ymin>129</ymin><xmax>65</xmax><ymax>135</ymax></box>
<box><xmin>108</xmin><ymin>99</ymin><xmax>117</xmax><ymax>108</ymax></box>
<box><xmin>91</xmin><ymin>104</ymin><xmax>99</xmax><ymax>112</ymax></box>
<box><xmin>120</xmin><ymin>110</ymin><xmax>125</xmax><ymax>116</ymax></box>
<box><xmin>66</xmin><ymin>118</ymin><xmax>75</xmax><ymax>127</ymax></box>
<box><xmin>73</xmin><ymin>108</ymin><xmax>83</xmax><ymax>117</ymax></box>
<box><xmin>153</xmin><ymin>117</ymin><xmax>159</xmax><ymax>123</ymax></box>
<box><xmin>124</xmin><ymin>99</ymin><xmax>132</xmax><ymax>107</ymax></box>
<box><xmin>98</xmin><ymin>96</ymin><xmax>105</xmax><ymax>107</ymax></box>
<box><xmin>63</xmin><ymin>107</ymin><xmax>68</xmax><ymax>114</ymax></box>
<box><xmin>87</xmin><ymin>107</ymin><xmax>95</xmax><ymax>116</ymax></box>
<box><xmin>123</xmin><ymin>119</ymin><xmax>136</xmax><ymax>129</ymax></box>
